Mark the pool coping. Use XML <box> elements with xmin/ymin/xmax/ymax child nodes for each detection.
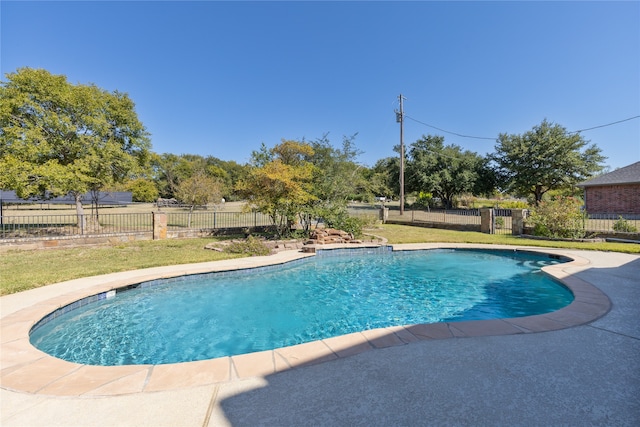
<box><xmin>0</xmin><ymin>243</ymin><xmax>611</xmax><ymax>397</ymax></box>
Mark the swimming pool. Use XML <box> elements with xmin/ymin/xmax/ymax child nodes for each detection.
<box><xmin>29</xmin><ymin>248</ymin><xmax>573</xmax><ymax>366</ymax></box>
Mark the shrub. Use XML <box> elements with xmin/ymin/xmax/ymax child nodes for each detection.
<box><xmin>497</xmin><ymin>200</ymin><xmax>529</xmax><ymax>209</ymax></box>
<box><xmin>359</xmin><ymin>214</ymin><xmax>381</xmax><ymax>228</ymax></box>
<box><xmin>613</xmin><ymin>216</ymin><xmax>638</xmax><ymax>233</ymax></box>
<box><xmin>413</xmin><ymin>192</ymin><xmax>434</xmax><ymax>209</ymax></box>
<box><xmin>224</xmin><ymin>236</ymin><xmax>272</xmax><ymax>256</ymax></box>
<box><xmin>326</xmin><ymin>214</ymin><xmax>365</xmax><ymax>237</ymax></box>
<box><xmin>527</xmin><ymin>197</ymin><xmax>586</xmax><ymax>239</ymax></box>
<box><xmin>319</xmin><ymin>205</ymin><xmax>365</xmax><ymax>237</ymax></box>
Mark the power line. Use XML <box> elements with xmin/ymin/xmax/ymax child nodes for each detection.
<box><xmin>404</xmin><ymin>113</ymin><xmax>640</xmax><ymax>140</ymax></box>
<box><xmin>569</xmin><ymin>115</ymin><xmax>640</xmax><ymax>133</ymax></box>
<box><xmin>404</xmin><ymin>115</ymin><xmax>495</xmax><ymax>140</ymax></box>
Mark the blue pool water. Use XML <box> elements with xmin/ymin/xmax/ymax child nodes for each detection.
<box><xmin>30</xmin><ymin>249</ymin><xmax>573</xmax><ymax>366</ymax></box>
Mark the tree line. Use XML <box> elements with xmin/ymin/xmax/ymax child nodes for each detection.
<box><xmin>1</xmin><ymin>68</ymin><xmax>605</xmax><ymax>234</ymax></box>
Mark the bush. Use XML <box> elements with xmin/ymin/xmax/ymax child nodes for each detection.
<box><xmin>527</xmin><ymin>197</ymin><xmax>586</xmax><ymax>239</ymax></box>
<box><xmin>319</xmin><ymin>205</ymin><xmax>365</xmax><ymax>237</ymax></box>
<box><xmin>224</xmin><ymin>236</ymin><xmax>272</xmax><ymax>256</ymax></box>
<box><xmin>496</xmin><ymin>200</ymin><xmax>529</xmax><ymax>209</ymax></box>
<box><xmin>412</xmin><ymin>192</ymin><xmax>434</xmax><ymax>209</ymax></box>
<box><xmin>335</xmin><ymin>216</ymin><xmax>366</xmax><ymax>237</ymax></box>
<box><xmin>613</xmin><ymin>216</ymin><xmax>638</xmax><ymax>233</ymax></box>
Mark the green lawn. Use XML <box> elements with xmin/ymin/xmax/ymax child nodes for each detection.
<box><xmin>369</xmin><ymin>224</ymin><xmax>640</xmax><ymax>253</ymax></box>
<box><xmin>0</xmin><ymin>238</ymin><xmax>244</xmax><ymax>296</ymax></box>
<box><xmin>1</xmin><ymin>224</ymin><xmax>638</xmax><ymax>296</ymax></box>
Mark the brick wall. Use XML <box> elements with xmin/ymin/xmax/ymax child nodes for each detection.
<box><xmin>584</xmin><ymin>184</ymin><xmax>640</xmax><ymax>214</ymax></box>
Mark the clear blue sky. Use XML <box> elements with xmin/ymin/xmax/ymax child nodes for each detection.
<box><xmin>2</xmin><ymin>1</ymin><xmax>639</xmax><ymax>170</ymax></box>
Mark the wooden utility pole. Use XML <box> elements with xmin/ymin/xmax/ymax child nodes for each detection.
<box><xmin>397</xmin><ymin>94</ymin><xmax>406</xmax><ymax>215</ymax></box>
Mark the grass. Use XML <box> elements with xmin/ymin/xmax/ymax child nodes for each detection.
<box><xmin>0</xmin><ymin>238</ymin><xmax>244</xmax><ymax>296</ymax></box>
<box><xmin>369</xmin><ymin>224</ymin><xmax>640</xmax><ymax>253</ymax></box>
<box><xmin>1</xmin><ymin>224</ymin><xmax>638</xmax><ymax>296</ymax></box>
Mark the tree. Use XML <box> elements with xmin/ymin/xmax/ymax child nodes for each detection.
<box><xmin>305</xmin><ymin>134</ymin><xmax>368</xmax><ymax>227</ymax></box>
<box><xmin>472</xmin><ymin>156</ymin><xmax>498</xmax><ymax>198</ymax></box>
<box><xmin>152</xmin><ymin>153</ymin><xmax>202</xmax><ymax>198</ymax></box>
<box><xmin>368</xmin><ymin>157</ymin><xmax>400</xmax><ymax>201</ymax></box>
<box><xmin>126</xmin><ymin>178</ymin><xmax>159</xmax><ymax>202</ymax></box>
<box><xmin>492</xmin><ymin>119</ymin><xmax>605</xmax><ymax>204</ymax></box>
<box><xmin>406</xmin><ymin>135</ymin><xmax>485</xmax><ymax>209</ymax></box>
<box><xmin>0</xmin><ymin>68</ymin><xmax>150</xmax><ymax>230</ymax></box>
<box><xmin>236</xmin><ymin>140</ymin><xmax>316</xmax><ymax>237</ymax></box>
<box><xmin>174</xmin><ymin>171</ymin><xmax>223</xmax><ymax>227</ymax></box>
<box><xmin>210</xmin><ymin>158</ymin><xmax>250</xmax><ymax>201</ymax></box>
<box><xmin>152</xmin><ymin>153</ymin><xmax>249</xmax><ymax>201</ymax></box>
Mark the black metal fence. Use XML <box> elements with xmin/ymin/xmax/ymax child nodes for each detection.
<box><xmin>0</xmin><ymin>211</ymin><xmax>272</xmax><ymax>240</ymax></box>
<box><xmin>166</xmin><ymin>211</ymin><xmax>272</xmax><ymax>230</ymax></box>
<box><xmin>0</xmin><ymin>213</ymin><xmax>153</xmax><ymax>239</ymax></box>
<box><xmin>584</xmin><ymin>214</ymin><xmax>640</xmax><ymax>234</ymax></box>
<box><xmin>2</xmin><ymin>207</ymin><xmax>638</xmax><ymax>241</ymax></box>
<box><xmin>390</xmin><ymin>208</ymin><xmax>482</xmax><ymax>227</ymax></box>
<box><xmin>350</xmin><ymin>205</ymin><xmax>639</xmax><ymax>237</ymax></box>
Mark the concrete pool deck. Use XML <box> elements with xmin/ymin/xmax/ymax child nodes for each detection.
<box><xmin>1</xmin><ymin>244</ymin><xmax>639</xmax><ymax>426</ymax></box>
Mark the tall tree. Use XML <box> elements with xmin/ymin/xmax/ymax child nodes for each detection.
<box><xmin>174</xmin><ymin>171</ymin><xmax>223</xmax><ymax>227</ymax></box>
<box><xmin>152</xmin><ymin>153</ymin><xmax>250</xmax><ymax>201</ymax></box>
<box><xmin>306</xmin><ymin>134</ymin><xmax>367</xmax><ymax>224</ymax></box>
<box><xmin>236</xmin><ymin>140</ymin><xmax>316</xmax><ymax>237</ymax></box>
<box><xmin>369</xmin><ymin>156</ymin><xmax>400</xmax><ymax>200</ymax></box>
<box><xmin>207</xmin><ymin>158</ymin><xmax>250</xmax><ymax>201</ymax></box>
<box><xmin>153</xmin><ymin>153</ymin><xmax>201</xmax><ymax>198</ymax></box>
<box><xmin>406</xmin><ymin>135</ymin><xmax>484</xmax><ymax>209</ymax></box>
<box><xmin>492</xmin><ymin>119</ymin><xmax>605</xmax><ymax>204</ymax></box>
<box><xmin>0</xmin><ymin>68</ymin><xmax>150</xmax><ymax>229</ymax></box>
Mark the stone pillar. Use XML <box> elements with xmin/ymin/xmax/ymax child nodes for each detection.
<box><xmin>379</xmin><ymin>207</ymin><xmax>389</xmax><ymax>223</ymax></box>
<box><xmin>511</xmin><ymin>209</ymin><xmax>527</xmax><ymax>236</ymax></box>
<box><xmin>153</xmin><ymin>211</ymin><xmax>167</xmax><ymax>240</ymax></box>
<box><xmin>480</xmin><ymin>208</ymin><xmax>494</xmax><ymax>234</ymax></box>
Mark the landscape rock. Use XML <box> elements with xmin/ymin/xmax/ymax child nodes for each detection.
<box><xmin>204</xmin><ymin>229</ymin><xmax>372</xmax><ymax>254</ymax></box>
<box><xmin>306</xmin><ymin>228</ymin><xmax>359</xmax><ymax>245</ymax></box>
<box><xmin>204</xmin><ymin>238</ymin><xmax>305</xmax><ymax>254</ymax></box>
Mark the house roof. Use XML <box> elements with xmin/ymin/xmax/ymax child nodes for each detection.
<box><xmin>576</xmin><ymin>161</ymin><xmax>640</xmax><ymax>187</ymax></box>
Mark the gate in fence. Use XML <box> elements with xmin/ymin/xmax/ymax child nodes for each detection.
<box><xmin>493</xmin><ymin>209</ymin><xmax>513</xmax><ymax>235</ymax></box>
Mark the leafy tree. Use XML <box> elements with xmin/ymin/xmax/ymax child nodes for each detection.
<box><xmin>236</xmin><ymin>140</ymin><xmax>316</xmax><ymax>237</ymax></box>
<box><xmin>406</xmin><ymin>135</ymin><xmax>485</xmax><ymax>209</ymax></box>
<box><xmin>472</xmin><ymin>156</ymin><xmax>498</xmax><ymax>197</ymax></box>
<box><xmin>152</xmin><ymin>153</ymin><xmax>203</xmax><ymax>198</ymax></box>
<box><xmin>241</xmin><ymin>135</ymin><xmax>369</xmax><ymax>235</ymax></box>
<box><xmin>305</xmin><ymin>134</ymin><xmax>368</xmax><ymax>226</ymax></box>
<box><xmin>126</xmin><ymin>178</ymin><xmax>159</xmax><ymax>202</ymax></box>
<box><xmin>0</xmin><ymin>68</ymin><xmax>150</xmax><ymax>229</ymax></box>
<box><xmin>211</xmin><ymin>159</ymin><xmax>250</xmax><ymax>201</ymax></box>
<box><xmin>368</xmin><ymin>157</ymin><xmax>400</xmax><ymax>201</ymax></box>
<box><xmin>175</xmin><ymin>171</ymin><xmax>223</xmax><ymax>227</ymax></box>
<box><xmin>492</xmin><ymin>119</ymin><xmax>605</xmax><ymax>204</ymax></box>
<box><xmin>153</xmin><ymin>153</ymin><xmax>249</xmax><ymax>201</ymax></box>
